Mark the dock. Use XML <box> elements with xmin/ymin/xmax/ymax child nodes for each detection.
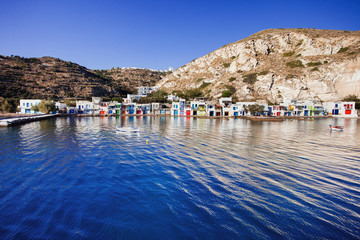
<box><xmin>0</xmin><ymin>114</ymin><xmax>58</xmax><ymax>127</ymax></box>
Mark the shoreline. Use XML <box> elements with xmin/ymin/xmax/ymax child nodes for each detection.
<box><xmin>0</xmin><ymin>113</ymin><xmax>358</xmax><ymax>127</ymax></box>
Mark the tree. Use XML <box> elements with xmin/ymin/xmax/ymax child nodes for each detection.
<box><xmin>137</xmin><ymin>90</ymin><xmax>168</xmax><ymax>103</ymax></box>
<box><xmin>64</xmin><ymin>100</ymin><xmax>76</xmax><ymax>107</ymax></box>
<box><xmin>1</xmin><ymin>98</ymin><xmax>18</xmax><ymax>113</ymax></box>
<box><xmin>37</xmin><ymin>100</ymin><xmax>56</xmax><ymax>114</ymax></box>
<box><xmin>244</xmin><ymin>104</ymin><xmax>264</xmax><ymax>116</ymax></box>
<box><xmin>184</xmin><ymin>88</ymin><xmax>202</xmax><ymax>100</ymax></box>
<box><xmin>111</xmin><ymin>97</ymin><xmax>124</xmax><ymax>103</ymax></box>
<box><xmin>248</xmin><ymin>104</ymin><xmax>264</xmax><ymax>116</ymax></box>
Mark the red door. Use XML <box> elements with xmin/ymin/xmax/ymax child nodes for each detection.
<box><xmin>186</xmin><ymin>110</ymin><xmax>191</xmax><ymax>115</ymax></box>
<box><xmin>345</xmin><ymin>110</ymin><xmax>351</xmax><ymax>115</ymax></box>
<box><xmin>100</xmin><ymin>110</ymin><xmax>105</xmax><ymax>115</ymax></box>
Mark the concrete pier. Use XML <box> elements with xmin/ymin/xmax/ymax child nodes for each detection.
<box><xmin>0</xmin><ymin>114</ymin><xmax>58</xmax><ymax>127</ymax></box>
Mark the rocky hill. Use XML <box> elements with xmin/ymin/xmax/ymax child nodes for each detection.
<box><xmin>92</xmin><ymin>68</ymin><xmax>168</xmax><ymax>93</ymax></box>
<box><xmin>0</xmin><ymin>55</ymin><xmax>168</xmax><ymax>99</ymax></box>
<box><xmin>156</xmin><ymin>28</ymin><xmax>360</xmax><ymax>103</ymax></box>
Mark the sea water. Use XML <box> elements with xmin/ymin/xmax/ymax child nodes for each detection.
<box><xmin>0</xmin><ymin>116</ymin><xmax>359</xmax><ymax>239</ymax></box>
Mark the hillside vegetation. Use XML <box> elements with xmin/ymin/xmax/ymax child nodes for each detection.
<box><xmin>0</xmin><ymin>55</ymin><xmax>168</xmax><ymax>99</ymax></box>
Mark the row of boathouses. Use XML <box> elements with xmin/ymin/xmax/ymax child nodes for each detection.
<box><xmin>18</xmin><ymin>96</ymin><xmax>358</xmax><ymax>118</ymax></box>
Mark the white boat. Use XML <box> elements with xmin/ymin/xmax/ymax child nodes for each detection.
<box><xmin>329</xmin><ymin>125</ymin><xmax>344</xmax><ymax>131</ymax></box>
<box><xmin>117</xmin><ymin>126</ymin><xmax>140</xmax><ymax>133</ymax></box>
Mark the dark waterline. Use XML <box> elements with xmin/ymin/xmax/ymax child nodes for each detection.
<box><xmin>0</xmin><ymin>116</ymin><xmax>359</xmax><ymax>239</ymax></box>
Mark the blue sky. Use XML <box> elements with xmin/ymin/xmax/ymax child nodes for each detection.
<box><xmin>0</xmin><ymin>0</ymin><xmax>359</xmax><ymax>70</ymax></box>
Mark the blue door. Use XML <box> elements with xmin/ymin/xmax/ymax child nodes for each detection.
<box><xmin>174</xmin><ymin>110</ymin><xmax>178</xmax><ymax>115</ymax></box>
<box><xmin>334</xmin><ymin>109</ymin><xmax>339</xmax><ymax>115</ymax></box>
<box><xmin>25</xmin><ymin>109</ymin><xmax>31</xmax><ymax>114</ymax></box>
<box><xmin>304</xmin><ymin>110</ymin><xmax>309</xmax><ymax>116</ymax></box>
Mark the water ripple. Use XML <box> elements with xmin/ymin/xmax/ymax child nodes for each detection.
<box><xmin>0</xmin><ymin>117</ymin><xmax>359</xmax><ymax>239</ymax></box>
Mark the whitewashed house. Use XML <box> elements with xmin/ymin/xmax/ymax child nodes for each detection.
<box><xmin>92</xmin><ymin>97</ymin><xmax>102</xmax><ymax>114</ymax></box>
<box><xmin>167</xmin><ymin>94</ymin><xmax>180</xmax><ymax>102</ymax></box>
<box><xmin>66</xmin><ymin>107</ymin><xmax>78</xmax><ymax>114</ymax></box>
<box><xmin>137</xmin><ymin>86</ymin><xmax>158</xmax><ymax>96</ymax></box>
<box><xmin>55</xmin><ymin>102</ymin><xmax>68</xmax><ymax>113</ymax></box>
<box><xmin>151</xmin><ymin>103</ymin><xmax>160</xmax><ymax>114</ymax></box>
<box><xmin>171</xmin><ymin>99</ymin><xmax>186</xmax><ymax>116</ymax></box>
<box><xmin>219</xmin><ymin>97</ymin><xmax>233</xmax><ymax>116</ymax></box>
<box><xmin>76</xmin><ymin>101</ymin><xmax>93</xmax><ymax>114</ymax></box>
<box><xmin>206</xmin><ymin>102</ymin><xmax>216</xmax><ymax>117</ymax></box>
<box><xmin>340</xmin><ymin>102</ymin><xmax>358</xmax><ymax>117</ymax></box>
<box><xmin>236</xmin><ymin>102</ymin><xmax>257</xmax><ymax>116</ymax></box>
<box><xmin>19</xmin><ymin>99</ymin><xmax>42</xmax><ymax>114</ymax></box>
<box><xmin>100</xmin><ymin>102</ymin><xmax>110</xmax><ymax>115</ymax></box>
<box><xmin>323</xmin><ymin>101</ymin><xmax>357</xmax><ymax>117</ymax></box>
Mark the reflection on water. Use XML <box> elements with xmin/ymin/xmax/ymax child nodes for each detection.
<box><xmin>0</xmin><ymin>116</ymin><xmax>359</xmax><ymax>239</ymax></box>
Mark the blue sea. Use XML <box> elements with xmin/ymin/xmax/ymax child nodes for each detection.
<box><xmin>0</xmin><ymin>116</ymin><xmax>359</xmax><ymax>239</ymax></box>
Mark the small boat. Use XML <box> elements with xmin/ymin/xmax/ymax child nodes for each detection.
<box><xmin>329</xmin><ymin>125</ymin><xmax>344</xmax><ymax>131</ymax></box>
<box><xmin>117</xmin><ymin>126</ymin><xmax>140</xmax><ymax>133</ymax></box>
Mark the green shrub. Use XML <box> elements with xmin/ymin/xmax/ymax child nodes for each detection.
<box><xmin>226</xmin><ymin>85</ymin><xmax>236</xmax><ymax>94</ymax></box>
<box><xmin>283</xmin><ymin>51</ymin><xmax>295</xmax><ymax>57</ymax></box>
<box><xmin>184</xmin><ymin>88</ymin><xmax>203</xmax><ymax>99</ymax></box>
<box><xmin>223</xmin><ymin>63</ymin><xmax>231</xmax><ymax>68</ymax></box>
<box><xmin>286</xmin><ymin>60</ymin><xmax>304</xmax><ymax>68</ymax></box>
<box><xmin>221</xmin><ymin>90</ymin><xmax>233</xmax><ymax>97</ymax></box>
<box><xmin>196</xmin><ymin>78</ymin><xmax>204</xmax><ymax>83</ymax></box>
<box><xmin>338</xmin><ymin>47</ymin><xmax>349</xmax><ymax>53</ymax></box>
<box><xmin>237</xmin><ymin>70</ymin><xmax>243</xmax><ymax>73</ymax></box>
<box><xmin>229</xmin><ymin>77</ymin><xmax>236</xmax><ymax>82</ymax></box>
<box><xmin>311</xmin><ymin>67</ymin><xmax>319</xmax><ymax>71</ymax></box>
<box><xmin>296</xmin><ymin>54</ymin><xmax>302</xmax><ymax>57</ymax></box>
<box><xmin>324</xmin><ymin>60</ymin><xmax>328</xmax><ymax>64</ymax></box>
<box><xmin>307</xmin><ymin>62</ymin><xmax>322</xmax><ymax>67</ymax></box>
<box><xmin>231</xmin><ymin>56</ymin><xmax>236</xmax><ymax>59</ymax></box>
<box><xmin>243</xmin><ymin>73</ymin><xmax>258</xmax><ymax>84</ymax></box>
<box><xmin>296</xmin><ymin>40</ymin><xmax>303</xmax><ymax>47</ymax></box>
<box><xmin>258</xmin><ymin>71</ymin><xmax>269</xmax><ymax>76</ymax></box>
<box><xmin>199</xmin><ymin>82</ymin><xmax>211</xmax><ymax>89</ymax></box>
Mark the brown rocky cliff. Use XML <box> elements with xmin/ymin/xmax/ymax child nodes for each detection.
<box><xmin>0</xmin><ymin>55</ymin><xmax>168</xmax><ymax>99</ymax></box>
<box><xmin>156</xmin><ymin>28</ymin><xmax>360</xmax><ymax>103</ymax></box>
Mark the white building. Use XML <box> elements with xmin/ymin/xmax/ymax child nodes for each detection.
<box><xmin>219</xmin><ymin>97</ymin><xmax>232</xmax><ymax>116</ymax></box>
<box><xmin>137</xmin><ymin>86</ymin><xmax>158</xmax><ymax>96</ymax></box>
<box><xmin>92</xmin><ymin>97</ymin><xmax>102</xmax><ymax>114</ymax></box>
<box><xmin>55</xmin><ymin>102</ymin><xmax>68</xmax><ymax>112</ymax></box>
<box><xmin>236</xmin><ymin>102</ymin><xmax>260</xmax><ymax>116</ymax></box>
<box><xmin>323</xmin><ymin>101</ymin><xmax>358</xmax><ymax>117</ymax></box>
<box><xmin>66</xmin><ymin>107</ymin><xmax>78</xmax><ymax>114</ymax></box>
<box><xmin>76</xmin><ymin>101</ymin><xmax>93</xmax><ymax>114</ymax></box>
<box><xmin>171</xmin><ymin>99</ymin><xmax>186</xmax><ymax>116</ymax></box>
<box><xmin>19</xmin><ymin>99</ymin><xmax>42</xmax><ymax>114</ymax></box>
<box><xmin>167</xmin><ymin>94</ymin><xmax>180</xmax><ymax>102</ymax></box>
<box><xmin>125</xmin><ymin>94</ymin><xmax>143</xmax><ymax>103</ymax></box>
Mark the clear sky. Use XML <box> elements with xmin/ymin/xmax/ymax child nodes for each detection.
<box><xmin>0</xmin><ymin>0</ymin><xmax>359</xmax><ymax>70</ymax></box>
